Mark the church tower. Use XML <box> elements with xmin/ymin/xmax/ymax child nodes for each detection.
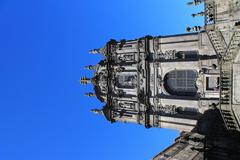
<box><xmin>82</xmin><ymin>31</ymin><xmax>221</xmax><ymax>132</ymax></box>
<box><xmin>82</xmin><ymin>0</ymin><xmax>240</xmax><ymax>134</ymax></box>
<box><xmin>81</xmin><ymin>0</ymin><xmax>240</xmax><ymax>159</ymax></box>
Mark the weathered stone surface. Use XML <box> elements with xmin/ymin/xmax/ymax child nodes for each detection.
<box><xmin>82</xmin><ymin>0</ymin><xmax>240</xmax><ymax>159</ymax></box>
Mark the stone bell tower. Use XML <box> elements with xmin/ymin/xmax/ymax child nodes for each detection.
<box><xmin>81</xmin><ymin>0</ymin><xmax>240</xmax><ymax>159</ymax></box>
<box><xmin>81</xmin><ymin>29</ymin><xmax>222</xmax><ymax>132</ymax></box>
<box><xmin>81</xmin><ymin>0</ymin><xmax>240</xmax><ymax>135</ymax></box>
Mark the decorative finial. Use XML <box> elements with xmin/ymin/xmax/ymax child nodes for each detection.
<box><xmin>192</xmin><ymin>12</ymin><xmax>205</xmax><ymax>17</ymax></box>
<box><xmin>89</xmin><ymin>48</ymin><xmax>101</xmax><ymax>54</ymax></box>
<box><xmin>84</xmin><ymin>65</ymin><xmax>96</xmax><ymax>70</ymax></box>
<box><xmin>91</xmin><ymin>109</ymin><xmax>103</xmax><ymax>115</ymax></box>
<box><xmin>187</xmin><ymin>1</ymin><xmax>194</xmax><ymax>5</ymax></box>
<box><xmin>187</xmin><ymin>0</ymin><xmax>203</xmax><ymax>6</ymax></box>
<box><xmin>85</xmin><ymin>92</ymin><xmax>96</xmax><ymax>97</ymax></box>
<box><xmin>192</xmin><ymin>26</ymin><xmax>203</xmax><ymax>31</ymax></box>
<box><xmin>80</xmin><ymin>77</ymin><xmax>93</xmax><ymax>85</ymax></box>
<box><xmin>186</xmin><ymin>27</ymin><xmax>192</xmax><ymax>32</ymax></box>
<box><xmin>186</xmin><ymin>26</ymin><xmax>203</xmax><ymax>32</ymax></box>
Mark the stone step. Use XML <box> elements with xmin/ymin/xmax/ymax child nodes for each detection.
<box><xmin>228</xmin><ymin>31</ymin><xmax>240</xmax><ymax>59</ymax></box>
<box><xmin>220</xmin><ymin>106</ymin><xmax>240</xmax><ymax>131</ymax></box>
<box><xmin>207</xmin><ymin>30</ymin><xmax>227</xmax><ymax>57</ymax></box>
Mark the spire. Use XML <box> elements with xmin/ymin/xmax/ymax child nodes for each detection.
<box><xmin>84</xmin><ymin>65</ymin><xmax>96</xmax><ymax>70</ymax></box>
<box><xmin>89</xmin><ymin>46</ymin><xmax>107</xmax><ymax>55</ymax></box>
<box><xmin>85</xmin><ymin>92</ymin><xmax>96</xmax><ymax>97</ymax></box>
<box><xmin>91</xmin><ymin>109</ymin><xmax>103</xmax><ymax>115</ymax></box>
<box><xmin>80</xmin><ymin>77</ymin><xmax>93</xmax><ymax>85</ymax></box>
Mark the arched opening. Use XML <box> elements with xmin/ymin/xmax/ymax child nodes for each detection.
<box><xmin>164</xmin><ymin>70</ymin><xmax>198</xmax><ymax>96</ymax></box>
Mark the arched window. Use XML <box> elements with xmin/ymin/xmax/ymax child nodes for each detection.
<box><xmin>164</xmin><ymin>70</ymin><xmax>198</xmax><ymax>96</ymax></box>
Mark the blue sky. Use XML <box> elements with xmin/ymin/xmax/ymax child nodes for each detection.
<box><xmin>0</xmin><ymin>0</ymin><xmax>203</xmax><ymax>160</ymax></box>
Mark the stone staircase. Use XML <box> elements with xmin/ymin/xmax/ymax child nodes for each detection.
<box><xmin>220</xmin><ymin>109</ymin><xmax>239</xmax><ymax>131</ymax></box>
<box><xmin>207</xmin><ymin>30</ymin><xmax>227</xmax><ymax>57</ymax></box>
<box><xmin>220</xmin><ymin>62</ymin><xmax>239</xmax><ymax>131</ymax></box>
<box><xmin>219</xmin><ymin>31</ymin><xmax>240</xmax><ymax>131</ymax></box>
<box><xmin>207</xmin><ymin>28</ymin><xmax>240</xmax><ymax>131</ymax></box>
<box><xmin>229</xmin><ymin>31</ymin><xmax>240</xmax><ymax>60</ymax></box>
<box><xmin>203</xmin><ymin>0</ymin><xmax>240</xmax><ymax>133</ymax></box>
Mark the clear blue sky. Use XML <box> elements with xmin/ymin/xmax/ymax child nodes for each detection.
<box><xmin>0</xmin><ymin>1</ymin><xmax>203</xmax><ymax>160</ymax></box>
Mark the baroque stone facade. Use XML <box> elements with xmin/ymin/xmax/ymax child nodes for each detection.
<box><xmin>85</xmin><ymin>32</ymin><xmax>220</xmax><ymax>132</ymax></box>
<box><xmin>81</xmin><ymin>0</ymin><xmax>240</xmax><ymax>159</ymax></box>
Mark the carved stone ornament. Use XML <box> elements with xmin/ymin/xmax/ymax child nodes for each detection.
<box><xmin>115</xmin><ymin>66</ymin><xmax>125</xmax><ymax>72</ymax></box>
<box><xmin>159</xmin><ymin>105</ymin><xmax>177</xmax><ymax>114</ymax></box>
<box><xmin>158</xmin><ymin>50</ymin><xmax>177</xmax><ymax>59</ymax></box>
